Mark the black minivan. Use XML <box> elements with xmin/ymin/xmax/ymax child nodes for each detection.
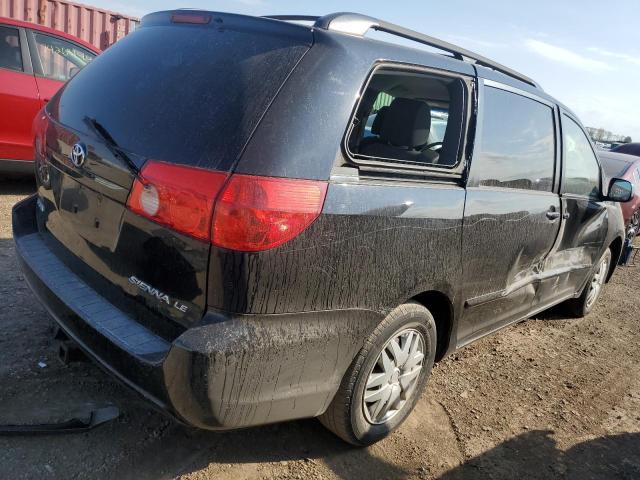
<box><xmin>13</xmin><ymin>11</ymin><xmax>633</xmax><ymax>445</ymax></box>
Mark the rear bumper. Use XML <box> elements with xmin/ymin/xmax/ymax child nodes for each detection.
<box><xmin>13</xmin><ymin>195</ymin><xmax>379</xmax><ymax>429</ymax></box>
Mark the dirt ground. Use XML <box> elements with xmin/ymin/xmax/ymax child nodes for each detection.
<box><xmin>1</xmin><ymin>177</ymin><xmax>639</xmax><ymax>480</ymax></box>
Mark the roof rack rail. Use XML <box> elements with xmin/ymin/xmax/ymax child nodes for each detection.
<box><xmin>263</xmin><ymin>15</ymin><xmax>320</xmax><ymax>22</ymax></box>
<box><xmin>264</xmin><ymin>12</ymin><xmax>539</xmax><ymax>89</ymax></box>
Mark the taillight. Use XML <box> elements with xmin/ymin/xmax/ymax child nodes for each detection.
<box><xmin>127</xmin><ymin>163</ymin><xmax>327</xmax><ymax>250</ymax></box>
<box><xmin>127</xmin><ymin>161</ymin><xmax>228</xmax><ymax>241</ymax></box>
<box><xmin>212</xmin><ymin>175</ymin><xmax>328</xmax><ymax>252</ymax></box>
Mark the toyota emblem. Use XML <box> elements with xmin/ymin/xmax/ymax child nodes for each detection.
<box><xmin>71</xmin><ymin>143</ymin><xmax>87</xmax><ymax>167</ymax></box>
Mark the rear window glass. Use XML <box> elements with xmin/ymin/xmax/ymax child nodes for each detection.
<box><xmin>49</xmin><ymin>20</ymin><xmax>310</xmax><ymax>171</ymax></box>
<box><xmin>470</xmin><ymin>87</ymin><xmax>556</xmax><ymax>192</ymax></box>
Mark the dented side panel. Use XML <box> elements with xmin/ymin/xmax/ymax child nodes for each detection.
<box><xmin>459</xmin><ymin>188</ymin><xmax>561</xmax><ymax>342</ymax></box>
<box><xmin>539</xmin><ymin>195</ymin><xmax>609</xmax><ymax>302</ymax></box>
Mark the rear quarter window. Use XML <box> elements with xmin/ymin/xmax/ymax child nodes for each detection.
<box><xmin>346</xmin><ymin>67</ymin><xmax>468</xmax><ymax>169</ymax></box>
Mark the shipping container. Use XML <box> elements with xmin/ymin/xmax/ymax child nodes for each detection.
<box><xmin>1</xmin><ymin>0</ymin><xmax>139</xmax><ymax>50</ymax></box>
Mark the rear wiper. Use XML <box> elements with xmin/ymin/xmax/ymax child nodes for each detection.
<box><xmin>85</xmin><ymin>116</ymin><xmax>141</xmax><ymax>179</ymax></box>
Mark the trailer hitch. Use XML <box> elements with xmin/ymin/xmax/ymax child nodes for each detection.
<box><xmin>0</xmin><ymin>406</ymin><xmax>120</xmax><ymax>436</ymax></box>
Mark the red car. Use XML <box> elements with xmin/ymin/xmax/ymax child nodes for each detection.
<box><xmin>599</xmin><ymin>150</ymin><xmax>640</xmax><ymax>229</ymax></box>
<box><xmin>0</xmin><ymin>17</ymin><xmax>99</xmax><ymax>174</ymax></box>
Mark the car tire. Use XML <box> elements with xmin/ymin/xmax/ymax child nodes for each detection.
<box><xmin>565</xmin><ymin>248</ymin><xmax>612</xmax><ymax>318</ymax></box>
<box><xmin>319</xmin><ymin>301</ymin><xmax>437</xmax><ymax>446</ymax></box>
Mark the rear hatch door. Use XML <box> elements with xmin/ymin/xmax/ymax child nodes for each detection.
<box><xmin>38</xmin><ymin>11</ymin><xmax>312</xmax><ymax>331</ymax></box>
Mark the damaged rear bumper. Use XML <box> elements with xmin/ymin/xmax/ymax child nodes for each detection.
<box><xmin>12</xmin><ymin>194</ymin><xmax>379</xmax><ymax>429</ymax></box>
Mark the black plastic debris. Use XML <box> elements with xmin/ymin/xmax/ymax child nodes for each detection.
<box><xmin>0</xmin><ymin>406</ymin><xmax>120</xmax><ymax>436</ymax></box>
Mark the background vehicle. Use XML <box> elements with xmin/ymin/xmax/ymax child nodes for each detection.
<box><xmin>13</xmin><ymin>10</ymin><xmax>631</xmax><ymax>446</ymax></box>
<box><xmin>611</xmin><ymin>142</ymin><xmax>640</xmax><ymax>157</ymax></box>
<box><xmin>0</xmin><ymin>17</ymin><xmax>99</xmax><ymax>174</ymax></box>
<box><xmin>599</xmin><ymin>151</ymin><xmax>640</xmax><ymax>229</ymax></box>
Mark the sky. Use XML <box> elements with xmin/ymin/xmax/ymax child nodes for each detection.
<box><xmin>89</xmin><ymin>0</ymin><xmax>640</xmax><ymax>141</ymax></box>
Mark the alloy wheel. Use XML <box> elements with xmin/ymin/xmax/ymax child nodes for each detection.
<box><xmin>363</xmin><ymin>328</ymin><xmax>425</xmax><ymax>425</ymax></box>
<box><xmin>585</xmin><ymin>256</ymin><xmax>608</xmax><ymax>309</ymax></box>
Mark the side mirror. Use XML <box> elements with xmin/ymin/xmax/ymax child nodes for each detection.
<box><xmin>607</xmin><ymin>178</ymin><xmax>633</xmax><ymax>202</ymax></box>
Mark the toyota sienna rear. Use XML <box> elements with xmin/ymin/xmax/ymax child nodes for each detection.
<box><xmin>13</xmin><ymin>10</ymin><xmax>629</xmax><ymax>446</ymax></box>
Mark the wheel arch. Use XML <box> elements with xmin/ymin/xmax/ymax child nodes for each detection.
<box><xmin>606</xmin><ymin>236</ymin><xmax>623</xmax><ymax>282</ymax></box>
<box><xmin>410</xmin><ymin>290</ymin><xmax>454</xmax><ymax>362</ymax></box>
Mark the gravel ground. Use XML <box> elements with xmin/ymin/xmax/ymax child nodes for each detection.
<box><xmin>0</xmin><ymin>177</ymin><xmax>639</xmax><ymax>480</ymax></box>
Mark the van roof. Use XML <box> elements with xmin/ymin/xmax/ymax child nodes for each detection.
<box><xmin>264</xmin><ymin>12</ymin><xmax>584</xmax><ymax>118</ymax></box>
<box><xmin>146</xmin><ymin>10</ymin><xmax>577</xmax><ymax>119</ymax></box>
<box><xmin>265</xmin><ymin>12</ymin><xmax>540</xmax><ymax>89</ymax></box>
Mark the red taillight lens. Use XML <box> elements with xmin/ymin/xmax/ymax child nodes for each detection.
<box><xmin>212</xmin><ymin>175</ymin><xmax>328</xmax><ymax>252</ymax></box>
<box><xmin>127</xmin><ymin>164</ymin><xmax>327</xmax><ymax>250</ymax></box>
<box><xmin>127</xmin><ymin>161</ymin><xmax>227</xmax><ymax>241</ymax></box>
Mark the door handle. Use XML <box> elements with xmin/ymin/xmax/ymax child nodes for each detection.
<box><xmin>546</xmin><ymin>210</ymin><xmax>561</xmax><ymax>220</ymax></box>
